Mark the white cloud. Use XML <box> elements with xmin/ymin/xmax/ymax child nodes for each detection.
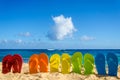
<box><xmin>47</xmin><ymin>15</ymin><xmax>77</xmax><ymax>40</ymax></box>
<box><xmin>19</xmin><ymin>32</ymin><xmax>31</xmax><ymax>37</ymax></box>
<box><xmin>0</xmin><ymin>39</ymin><xmax>23</xmax><ymax>44</ymax></box>
<box><xmin>0</xmin><ymin>39</ymin><xmax>8</xmax><ymax>44</ymax></box>
<box><xmin>80</xmin><ymin>35</ymin><xmax>95</xmax><ymax>41</ymax></box>
<box><xmin>15</xmin><ymin>39</ymin><xmax>23</xmax><ymax>44</ymax></box>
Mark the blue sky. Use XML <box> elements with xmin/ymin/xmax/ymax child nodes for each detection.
<box><xmin>0</xmin><ymin>0</ymin><xmax>120</xmax><ymax>49</ymax></box>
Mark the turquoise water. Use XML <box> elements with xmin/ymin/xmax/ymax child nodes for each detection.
<box><xmin>0</xmin><ymin>49</ymin><xmax>120</xmax><ymax>64</ymax></box>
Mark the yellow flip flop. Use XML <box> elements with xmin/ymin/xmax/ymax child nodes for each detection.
<box><xmin>50</xmin><ymin>54</ymin><xmax>60</xmax><ymax>72</ymax></box>
<box><xmin>61</xmin><ymin>53</ymin><xmax>71</xmax><ymax>74</ymax></box>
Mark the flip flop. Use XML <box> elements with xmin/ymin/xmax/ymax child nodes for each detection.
<box><xmin>2</xmin><ymin>54</ymin><xmax>13</xmax><ymax>74</ymax></box>
<box><xmin>12</xmin><ymin>54</ymin><xmax>23</xmax><ymax>73</ymax></box>
<box><xmin>107</xmin><ymin>53</ymin><xmax>118</xmax><ymax>76</ymax></box>
<box><xmin>71</xmin><ymin>52</ymin><xmax>82</xmax><ymax>74</ymax></box>
<box><xmin>29</xmin><ymin>54</ymin><xmax>39</xmax><ymax>74</ymax></box>
<box><xmin>39</xmin><ymin>53</ymin><xmax>48</xmax><ymax>72</ymax></box>
<box><xmin>84</xmin><ymin>53</ymin><xmax>94</xmax><ymax>75</ymax></box>
<box><xmin>61</xmin><ymin>53</ymin><xmax>71</xmax><ymax>74</ymax></box>
<box><xmin>95</xmin><ymin>53</ymin><xmax>106</xmax><ymax>75</ymax></box>
<box><xmin>50</xmin><ymin>54</ymin><xmax>60</xmax><ymax>72</ymax></box>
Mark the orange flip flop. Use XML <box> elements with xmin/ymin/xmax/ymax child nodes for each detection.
<box><xmin>39</xmin><ymin>53</ymin><xmax>48</xmax><ymax>72</ymax></box>
<box><xmin>29</xmin><ymin>54</ymin><xmax>39</xmax><ymax>74</ymax></box>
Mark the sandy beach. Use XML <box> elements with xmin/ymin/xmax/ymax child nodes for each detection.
<box><xmin>0</xmin><ymin>63</ymin><xmax>120</xmax><ymax>80</ymax></box>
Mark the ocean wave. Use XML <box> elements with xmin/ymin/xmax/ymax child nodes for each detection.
<box><xmin>47</xmin><ymin>49</ymin><xmax>55</xmax><ymax>51</ymax></box>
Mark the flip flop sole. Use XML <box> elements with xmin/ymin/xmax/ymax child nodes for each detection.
<box><xmin>71</xmin><ymin>52</ymin><xmax>82</xmax><ymax>74</ymax></box>
<box><xmin>95</xmin><ymin>53</ymin><xmax>106</xmax><ymax>75</ymax></box>
<box><xmin>2</xmin><ymin>54</ymin><xmax>13</xmax><ymax>74</ymax></box>
<box><xmin>84</xmin><ymin>53</ymin><xmax>94</xmax><ymax>75</ymax></box>
<box><xmin>29</xmin><ymin>54</ymin><xmax>39</xmax><ymax>74</ymax></box>
<box><xmin>39</xmin><ymin>53</ymin><xmax>48</xmax><ymax>72</ymax></box>
<box><xmin>107</xmin><ymin>53</ymin><xmax>118</xmax><ymax>76</ymax></box>
<box><xmin>12</xmin><ymin>54</ymin><xmax>23</xmax><ymax>73</ymax></box>
<box><xmin>50</xmin><ymin>54</ymin><xmax>60</xmax><ymax>72</ymax></box>
<box><xmin>61</xmin><ymin>53</ymin><xmax>71</xmax><ymax>74</ymax></box>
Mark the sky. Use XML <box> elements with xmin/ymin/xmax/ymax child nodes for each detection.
<box><xmin>0</xmin><ymin>0</ymin><xmax>120</xmax><ymax>49</ymax></box>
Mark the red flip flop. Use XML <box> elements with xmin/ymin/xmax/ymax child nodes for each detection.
<box><xmin>12</xmin><ymin>54</ymin><xmax>23</xmax><ymax>73</ymax></box>
<box><xmin>2</xmin><ymin>54</ymin><xmax>13</xmax><ymax>74</ymax></box>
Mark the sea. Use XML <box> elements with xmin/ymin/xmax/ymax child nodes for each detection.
<box><xmin>0</xmin><ymin>49</ymin><xmax>120</xmax><ymax>64</ymax></box>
